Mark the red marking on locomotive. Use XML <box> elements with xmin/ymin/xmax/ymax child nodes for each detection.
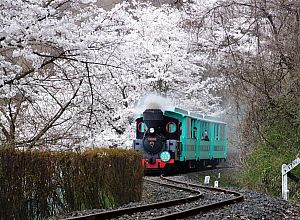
<box><xmin>142</xmin><ymin>159</ymin><xmax>174</xmax><ymax>169</ymax></box>
<box><xmin>147</xmin><ymin>137</ymin><xmax>157</xmax><ymax>141</ymax></box>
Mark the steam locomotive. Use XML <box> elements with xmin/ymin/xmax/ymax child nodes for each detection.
<box><xmin>133</xmin><ymin>108</ymin><xmax>227</xmax><ymax>173</ymax></box>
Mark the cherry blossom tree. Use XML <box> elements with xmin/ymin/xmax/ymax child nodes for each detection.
<box><xmin>0</xmin><ymin>0</ymin><xmax>224</xmax><ymax>149</ymax></box>
<box><xmin>85</xmin><ymin>1</ymin><xmax>226</xmax><ymax>147</ymax></box>
<box><xmin>0</xmin><ymin>0</ymin><xmax>134</xmax><ymax>148</ymax></box>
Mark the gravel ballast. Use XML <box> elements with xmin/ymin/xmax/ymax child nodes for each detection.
<box><xmin>172</xmin><ymin>173</ymin><xmax>300</xmax><ymax>219</ymax></box>
<box><xmin>52</xmin><ymin>172</ymin><xmax>300</xmax><ymax>219</ymax></box>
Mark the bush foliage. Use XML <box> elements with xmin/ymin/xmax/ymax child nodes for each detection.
<box><xmin>241</xmin><ymin>108</ymin><xmax>300</xmax><ymax>203</ymax></box>
<box><xmin>0</xmin><ymin>148</ymin><xmax>143</xmax><ymax>219</ymax></box>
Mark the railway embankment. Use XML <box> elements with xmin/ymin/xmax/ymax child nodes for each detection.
<box><xmin>54</xmin><ymin>170</ymin><xmax>300</xmax><ymax>219</ymax></box>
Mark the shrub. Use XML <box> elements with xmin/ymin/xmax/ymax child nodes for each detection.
<box><xmin>0</xmin><ymin>148</ymin><xmax>143</xmax><ymax>219</ymax></box>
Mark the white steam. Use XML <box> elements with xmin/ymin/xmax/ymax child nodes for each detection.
<box><xmin>133</xmin><ymin>94</ymin><xmax>174</xmax><ymax>117</ymax></box>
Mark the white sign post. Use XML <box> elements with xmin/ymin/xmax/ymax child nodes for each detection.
<box><xmin>214</xmin><ymin>180</ymin><xmax>219</xmax><ymax>188</ymax></box>
<box><xmin>282</xmin><ymin>157</ymin><xmax>300</xmax><ymax>201</ymax></box>
<box><xmin>204</xmin><ymin>176</ymin><xmax>210</xmax><ymax>185</ymax></box>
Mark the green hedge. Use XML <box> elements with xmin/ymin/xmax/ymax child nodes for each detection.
<box><xmin>0</xmin><ymin>148</ymin><xmax>143</xmax><ymax>219</ymax></box>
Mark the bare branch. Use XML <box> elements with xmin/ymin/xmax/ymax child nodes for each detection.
<box><xmin>1</xmin><ymin>54</ymin><xmax>61</xmax><ymax>89</ymax></box>
<box><xmin>28</xmin><ymin>78</ymin><xmax>83</xmax><ymax>148</ymax></box>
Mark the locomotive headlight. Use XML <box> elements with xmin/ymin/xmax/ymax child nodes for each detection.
<box><xmin>150</xmin><ymin>128</ymin><xmax>155</xmax><ymax>133</ymax></box>
<box><xmin>160</xmin><ymin>151</ymin><xmax>171</xmax><ymax>162</ymax></box>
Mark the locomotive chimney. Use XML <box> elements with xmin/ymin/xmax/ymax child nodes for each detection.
<box><xmin>143</xmin><ymin>109</ymin><xmax>163</xmax><ymax>128</ymax></box>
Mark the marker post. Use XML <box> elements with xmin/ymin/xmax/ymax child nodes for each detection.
<box><xmin>282</xmin><ymin>157</ymin><xmax>300</xmax><ymax>201</ymax></box>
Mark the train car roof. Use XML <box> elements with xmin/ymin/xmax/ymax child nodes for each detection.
<box><xmin>135</xmin><ymin>107</ymin><xmax>226</xmax><ymax>125</ymax></box>
<box><xmin>165</xmin><ymin>107</ymin><xmax>227</xmax><ymax>125</ymax></box>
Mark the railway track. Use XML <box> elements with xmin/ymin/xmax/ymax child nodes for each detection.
<box><xmin>64</xmin><ymin>175</ymin><xmax>244</xmax><ymax>220</ymax></box>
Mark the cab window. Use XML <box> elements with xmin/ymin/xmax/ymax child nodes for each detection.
<box><xmin>138</xmin><ymin>122</ymin><xmax>148</xmax><ymax>132</ymax></box>
<box><xmin>166</xmin><ymin>122</ymin><xmax>177</xmax><ymax>133</ymax></box>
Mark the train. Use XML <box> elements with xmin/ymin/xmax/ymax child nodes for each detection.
<box><xmin>132</xmin><ymin>107</ymin><xmax>227</xmax><ymax>173</ymax></box>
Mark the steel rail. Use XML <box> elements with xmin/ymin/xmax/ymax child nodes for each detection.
<box><xmin>63</xmin><ymin>177</ymin><xmax>202</xmax><ymax>220</ymax></box>
<box><xmin>150</xmin><ymin>175</ymin><xmax>244</xmax><ymax>219</ymax></box>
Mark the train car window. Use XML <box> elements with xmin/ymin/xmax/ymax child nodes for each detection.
<box><xmin>215</xmin><ymin>124</ymin><xmax>220</xmax><ymax>140</ymax></box>
<box><xmin>201</xmin><ymin>122</ymin><xmax>209</xmax><ymax>141</ymax></box>
<box><xmin>193</xmin><ymin>127</ymin><xmax>197</xmax><ymax>139</ymax></box>
<box><xmin>220</xmin><ymin>124</ymin><xmax>225</xmax><ymax>140</ymax></box>
<box><xmin>202</xmin><ymin>130</ymin><xmax>209</xmax><ymax>141</ymax></box>
<box><xmin>179</xmin><ymin>122</ymin><xmax>182</xmax><ymax>135</ymax></box>
<box><xmin>186</xmin><ymin>118</ymin><xmax>191</xmax><ymax>138</ymax></box>
<box><xmin>191</xmin><ymin>119</ymin><xmax>197</xmax><ymax>139</ymax></box>
<box><xmin>166</xmin><ymin>122</ymin><xmax>177</xmax><ymax>133</ymax></box>
<box><xmin>200</xmin><ymin>121</ymin><xmax>204</xmax><ymax>138</ymax></box>
<box><xmin>137</xmin><ymin>122</ymin><xmax>147</xmax><ymax>132</ymax></box>
<box><xmin>200</xmin><ymin>121</ymin><xmax>204</xmax><ymax>131</ymax></box>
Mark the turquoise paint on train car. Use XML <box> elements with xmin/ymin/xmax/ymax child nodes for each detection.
<box><xmin>224</xmin><ymin>125</ymin><xmax>227</xmax><ymax>159</ymax></box>
<box><xmin>209</xmin><ymin>122</ymin><xmax>213</xmax><ymax>159</ymax></box>
<box><xmin>198</xmin><ymin>118</ymin><xmax>227</xmax><ymax>161</ymax></box>
<box><xmin>164</xmin><ymin>108</ymin><xmax>227</xmax><ymax>163</ymax></box>
<box><xmin>199</xmin><ymin>120</ymin><xmax>209</xmax><ymax>159</ymax></box>
<box><xmin>182</xmin><ymin>116</ymin><xmax>198</xmax><ymax>161</ymax></box>
<box><xmin>213</xmin><ymin>122</ymin><xmax>227</xmax><ymax>160</ymax></box>
<box><xmin>181</xmin><ymin>116</ymin><xmax>187</xmax><ymax>161</ymax></box>
<box><xmin>195</xmin><ymin>119</ymin><xmax>201</xmax><ymax>160</ymax></box>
